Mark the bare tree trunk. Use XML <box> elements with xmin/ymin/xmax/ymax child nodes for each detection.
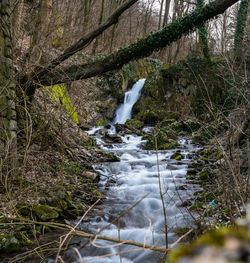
<box><xmin>12</xmin><ymin>0</ymin><xmax>24</xmax><ymax>49</ymax></box>
<box><xmin>158</xmin><ymin>0</ymin><xmax>165</xmax><ymax>30</ymax></box>
<box><xmin>0</xmin><ymin>0</ymin><xmax>17</xmax><ymax>173</ymax></box>
<box><xmin>92</xmin><ymin>0</ymin><xmax>105</xmax><ymax>54</ymax></box>
<box><xmin>30</xmin><ymin>0</ymin><xmax>53</xmax><ymax>65</ymax></box>
<box><xmin>162</xmin><ymin>0</ymin><xmax>171</xmax><ymax>26</ymax></box>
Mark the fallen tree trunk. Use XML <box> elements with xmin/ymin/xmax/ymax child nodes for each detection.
<box><xmin>26</xmin><ymin>0</ymin><xmax>239</xmax><ymax>90</ymax></box>
<box><xmin>39</xmin><ymin>0</ymin><xmax>239</xmax><ymax>85</ymax></box>
<box><xmin>21</xmin><ymin>0</ymin><xmax>139</xmax><ymax>98</ymax></box>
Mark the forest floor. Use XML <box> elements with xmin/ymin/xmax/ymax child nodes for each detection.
<box><xmin>0</xmin><ymin>55</ymin><xmax>249</xmax><ymax>262</ymax></box>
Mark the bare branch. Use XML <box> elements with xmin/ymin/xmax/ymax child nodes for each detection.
<box><xmin>36</xmin><ymin>0</ymin><xmax>239</xmax><ymax>87</ymax></box>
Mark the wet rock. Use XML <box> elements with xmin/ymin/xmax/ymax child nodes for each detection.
<box><xmin>181</xmin><ymin>200</ymin><xmax>193</xmax><ymax>207</ymax></box>
<box><xmin>171</xmin><ymin>151</ymin><xmax>184</xmax><ymax>160</ymax></box>
<box><xmin>82</xmin><ymin>171</ymin><xmax>99</xmax><ymax>181</ymax></box>
<box><xmin>102</xmin><ymin>133</ymin><xmax>122</xmax><ymax>143</ymax></box>
<box><xmin>199</xmin><ymin>168</ymin><xmax>214</xmax><ymax>182</ymax></box>
<box><xmin>125</xmin><ymin>119</ymin><xmax>144</xmax><ymax>130</ymax></box>
<box><xmin>63</xmin><ymin>248</ymin><xmax>82</xmax><ymax>263</ymax></box>
<box><xmin>115</xmin><ymin>124</ymin><xmax>125</xmax><ymax>133</ymax></box>
<box><xmin>144</xmin><ymin>128</ymin><xmax>179</xmax><ymax>150</ymax></box>
<box><xmin>170</xmin><ymin>118</ymin><xmax>201</xmax><ymax>134</ymax></box>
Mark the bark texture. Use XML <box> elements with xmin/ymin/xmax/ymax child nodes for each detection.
<box><xmin>0</xmin><ymin>0</ymin><xmax>17</xmax><ymax>157</ymax></box>
<box><xmin>22</xmin><ymin>0</ymin><xmax>139</xmax><ymax>93</ymax></box>
<box><xmin>36</xmin><ymin>0</ymin><xmax>239</xmax><ymax>87</ymax></box>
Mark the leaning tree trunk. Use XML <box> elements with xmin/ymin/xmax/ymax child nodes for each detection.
<box><xmin>0</xmin><ymin>0</ymin><xmax>17</xmax><ymax>175</ymax></box>
<box><xmin>35</xmin><ymin>0</ymin><xmax>240</xmax><ymax>87</ymax></box>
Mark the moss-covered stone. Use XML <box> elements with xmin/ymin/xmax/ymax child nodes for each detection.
<box><xmin>167</xmin><ymin>223</ymin><xmax>250</xmax><ymax>263</ymax></box>
<box><xmin>105</xmin><ymin>153</ymin><xmax>120</xmax><ymax>162</ymax></box>
<box><xmin>171</xmin><ymin>151</ymin><xmax>184</xmax><ymax>160</ymax></box>
<box><xmin>170</xmin><ymin>118</ymin><xmax>201</xmax><ymax>133</ymax></box>
<box><xmin>0</xmin><ymin>235</ymin><xmax>20</xmax><ymax>251</ymax></box>
<box><xmin>144</xmin><ymin>127</ymin><xmax>178</xmax><ymax>150</ymax></box>
<box><xmin>199</xmin><ymin>168</ymin><xmax>213</xmax><ymax>181</ymax></box>
<box><xmin>186</xmin><ymin>175</ymin><xmax>196</xmax><ymax>180</ymax></box>
<box><xmin>102</xmin><ymin>133</ymin><xmax>122</xmax><ymax>143</ymax></box>
<box><xmin>190</xmin><ymin>202</ymin><xmax>204</xmax><ymax>211</ymax></box>
<box><xmin>125</xmin><ymin>119</ymin><xmax>144</xmax><ymax>130</ymax></box>
<box><xmin>32</xmin><ymin>205</ymin><xmax>59</xmax><ymax>221</ymax></box>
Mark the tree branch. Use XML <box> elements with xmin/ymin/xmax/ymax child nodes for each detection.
<box><xmin>30</xmin><ymin>0</ymin><xmax>240</xmax><ymax>88</ymax></box>
<box><xmin>21</xmin><ymin>0</ymin><xmax>139</xmax><ymax>88</ymax></box>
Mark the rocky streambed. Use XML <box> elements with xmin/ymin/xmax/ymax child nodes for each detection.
<box><xmin>51</xmin><ymin>124</ymin><xmax>203</xmax><ymax>263</ymax></box>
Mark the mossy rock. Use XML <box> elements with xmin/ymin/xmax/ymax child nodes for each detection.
<box><xmin>188</xmin><ymin>160</ymin><xmax>205</xmax><ymax>170</ymax></box>
<box><xmin>105</xmin><ymin>153</ymin><xmax>120</xmax><ymax>162</ymax></box>
<box><xmin>0</xmin><ymin>235</ymin><xmax>20</xmax><ymax>251</ymax></box>
<box><xmin>199</xmin><ymin>168</ymin><xmax>214</xmax><ymax>181</ymax></box>
<box><xmin>61</xmin><ymin>209</ymin><xmax>81</xmax><ymax>219</ymax></box>
<box><xmin>125</xmin><ymin>119</ymin><xmax>144</xmax><ymax>130</ymax></box>
<box><xmin>43</xmin><ymin>197</ymin><xmax>68</xmax><ymax>211</ymax></box>
<box><xmin>102</xmin><ymin>133</ymin><xmax>122</xmax><ymax>143</ymax></box>
<box><xmin>161</xmin><ymin>140</ymin><xmax>180</xmax><ymax>150</ymax></box>
<box><xmin>165</xmin><ymin>112</ymin><xmax>181</xmax><ymax>121</ymax></box>
<box><xmin>167</xmin><ymin>223</ymin><xmax>250</xmax><ymax>263</ymax></box>
<box><xmin>200</xmin><ymin>148</ymin><xmax>222</xmax><ymax>161</ymax></box>
<box><xmin>190</xmin><ymin>202</ymin><xmax>204</xmax><ymax>211</ymax></box>
<box><xmin>187</xmin><ymin>169</ymin><xmax>197</xmax><ymax>176</ymax></box>
<box><xmin>144</xmin><ymin>128</ymin><xmax>178</xmax><ymax>150</ymax></box>
<box><xmin>32</xmin><ymin>205</ymin><xmax>59</xmax><ymax>221</ymax></box>
<box><xmin>186</xmin><ymin>175</ymin><xmax>196</xmax><ymax>180</ymax></box>
<box><xmin>200</xmin><ymin>191</ymin><xmax>216</xmax><ymax>201</ymax></box>
<box><xmin>170</xmin><ymin>151</ymin><xmax>184</xmax><ymax>160</ymax></box>
<box><xmin>170</xmin><ymin>118</ymin><xmax>201</xmax><ymax>133</ymax></box>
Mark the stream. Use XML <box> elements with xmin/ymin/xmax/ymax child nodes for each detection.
<box><xmin>62</xmin><ymin>79</ymin><xmax>202</xmax><ymax>263</ymax></box>
<box><xmin>45</xmin><ymin>79</ymin><xmax>202</xmax><ymax>263</ymax></box>
<box><xmin>76</xmin><ymin>129</ymin><xmax>201</xmax><ymax>263</ymax></box>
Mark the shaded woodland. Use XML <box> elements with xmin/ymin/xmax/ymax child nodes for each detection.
<box><xmin>0</xmin><ymin>0</ymin><xmax>249</xmax><ymax>262</ymax></box>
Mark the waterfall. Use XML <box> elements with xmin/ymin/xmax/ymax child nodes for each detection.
<box><xmin>114</xmin><ymin>78</ymin><xmax>146</xmax><ymax>124</ymax></box>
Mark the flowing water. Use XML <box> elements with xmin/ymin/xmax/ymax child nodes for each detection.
<box><xmin>47</xmin><ymin>79</ymin><xmax>201</xmax><ymax>263</ymax></box>
<box><xmin>67</xmin><ymin>79</ymin><xmax>202</xmax><ymax>263</ymax></box>
<box><xmin>77</xmin><ymin>130</ymin><xmax>201</xmax><ymax>263</ymax></box>
<box><xmin>114</xmin><ymin>79</ymin><xmax>146</xmax><ymax>124</ymax></box>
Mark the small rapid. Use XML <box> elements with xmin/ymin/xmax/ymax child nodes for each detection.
<box><xmin>77</xmin><ymin>130</ymin><xmax>201</xmax><ymax>263</ymax></box>
<box><xmin>77</xmin><ymin>76</ymin><xmax>202</xmax><ymax>262</ymax></box>
<box><xmin>53</xmin><ymin>79</ymin><xmax>201</xmax><ymax>263</ymax></box>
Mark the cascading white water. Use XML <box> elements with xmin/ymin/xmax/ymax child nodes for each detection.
<box><xmin>114</xmin><ymin>78</ymin><xmax>146</xmax><ymax>124</ymax></box>
<box><xmin>74</xmin><ymin>133</ymin><xmax>201</xmax><ymax>263</ymax></box>
<box><xmin>46</xmin><ymin>83</ymin><xmax>201</xmax><ymax>263</ymax></box>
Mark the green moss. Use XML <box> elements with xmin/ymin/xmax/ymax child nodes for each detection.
<box><xmin>170</xmin><ymin>118</ymin><xmax>201</xmax><ymax>133</ymax></box>
<box><xmin>186</xmin><ymin>175</ymin><xmax>196</xmax><ymax>180</ymax></box>
<box><xmin>44</xmin><ymin>84</ymin><xmax>79</xmax><ymax>124</ymax></box>
<box><xmin>199</xmin><ymin>168</ymin><xmax>213</xmax><ymax>181</ymax></box>
<box><xmin>125</xmin><ymin>119</ymin><xmax>144</xmax><ymax>130</ymax></box>
<box><xmin>106</xmin><ymin>153</ymin><xmax>120</xmax><ymax>162</ymax></box>
<box><xmin>190</xmin><ymin>202</ymin><xmax>203</xmax><ymax>210</ymax></box>
<box><xmin>170</xmin><ymin>151</ymin><xmax>184</xmax><ymax>160</ymax></box>
<box><xmin>145</xmin><ymin>128</ymin><xmax>178</xmax><ymax>150</ymax></box>
<box><xmin>176</xmin><ymin>228</ymin><xmax>192</xmax><ymax>236</ymax></box>
<box><xmin>200</xmin><ymin>191</ymin><xmax>216</xmax><ymax>201</ymax></box>
<box><xmin>0</xmin><ymin>235</ymin><xmax>20</xmax><ymax>251</ymax></box>
<box><xmin>32</xmin><ymin>205</ymin><xmax>59</xmax><ymax>221</ymax></box>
